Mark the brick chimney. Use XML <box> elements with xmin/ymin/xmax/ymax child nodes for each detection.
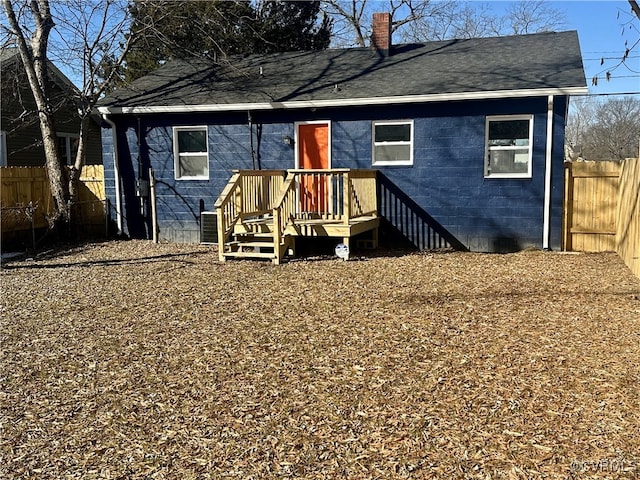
<box><xmin>371</xmin><ymin>12</ymin><xmax>392</xmax><ymax>55</ymax></box>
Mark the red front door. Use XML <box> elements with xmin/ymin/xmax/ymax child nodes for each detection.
<box><xmin>298</xmin><ymin>123</ymin><xmax>329</xmax><ymax>214</ymax></box>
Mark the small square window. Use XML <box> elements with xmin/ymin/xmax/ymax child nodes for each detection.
<box><xmin>372</xmin><ymin>121</ymin><xmax>413</xmax><ymax>166</ymax></box>
<box><xmin>485</xmin><ymin>116</ymin><xmax>533</xmax><ymax>178</ymax></box>
<box><xmin>57</xmin><ymin>134</ymin><xmax>79</xmax><ymax>165</ymax></box>
<box><xmin>173</xmin><ymin>127</ymin><xmax>209</xmax><ymax>180</ymax></box>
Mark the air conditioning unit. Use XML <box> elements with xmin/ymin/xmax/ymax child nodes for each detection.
<box><xmin>200</xmin><ymin>212</ymin><xmax>218</xmax><ymax>244</ymax></box>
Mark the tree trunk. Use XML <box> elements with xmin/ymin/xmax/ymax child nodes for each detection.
<box><xmin>69</xmin><ymin>115</ymin><xmax>90</xmax><ymax>204</ymax></box>
<box><xmin>40</xmin><ymin>111</ymin><xmax>70</xmax><ymax>227</ymax></box>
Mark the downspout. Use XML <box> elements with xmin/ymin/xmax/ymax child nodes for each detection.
<box><xmin>542</xmin><ymin>95</ymin><xmax>554</xmax><ymax>250</ymax></box>
<box><xmin>101</xmin><ymin>113</ymin><xmax>123</xmax><ymax>234</ymax></box>
<box><xmin>248</xmin><ymin>111</ymin><xmax>256</xmax><ymax>170</ymax></box>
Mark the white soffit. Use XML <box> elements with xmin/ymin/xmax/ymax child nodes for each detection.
<box><xmin>97</xmin><ymin>86</ymin><xmax>588</xmax><ymax>115</ymax></box>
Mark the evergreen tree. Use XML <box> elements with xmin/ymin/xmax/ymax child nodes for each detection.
<box><xmin>123</xmin><ymin>0</ymin><xmax>331</xmax><ymax>83</ymax></box>
<box><xmin>253</xmin><ymin>1</ymin><xmax>331</xmax><ymax>54</ymax></box>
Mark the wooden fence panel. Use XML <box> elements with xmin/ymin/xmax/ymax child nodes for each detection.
<box><xmin>616</xmin><ymin>158</ymin><xmax>640</xmax><ymax>278</ymax></box>
<box><xmin>563</xmin><ymin>161</ymin><xmax>622</xmax><ymax>252</ymax></box>
<box><xmin>1</xmin><ymin>167</ymin><xmax>55</xmax><ymax>230</ymax></box>
<box><xmin>1</xmin><ymin>165</ymin><xmax>105</xmax><ymax>238</ymax></box>
<box><xmin>79</xmin><ymin>165</ymin><xmax>106</xmax><ymax>201</ymax></box>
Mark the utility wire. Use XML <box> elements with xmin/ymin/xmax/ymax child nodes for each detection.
<box><xmin>583</xmin><ymin>55</ymin><xmax>640</xmax><ymax>60</ymax></box>
<box><xmin>572</xmin><ymin>91</ymin><xmax>640</xmax><ymax>97</ymax></box>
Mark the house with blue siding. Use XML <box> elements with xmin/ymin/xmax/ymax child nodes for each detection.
<box><xmin>97</xmin><ymin>13</ymin><xmax>587</xmax><ymax>259</ymax></box>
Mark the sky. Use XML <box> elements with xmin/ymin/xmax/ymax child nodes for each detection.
<box><xmin>494</xmin><ymin>0</ymin><xmax>639</xmax><ymax>95</ymax></box>
<box><xmin>390</xmin><ymin>0</ymin><xmax>639</xmax><ymax>96</ymax></box>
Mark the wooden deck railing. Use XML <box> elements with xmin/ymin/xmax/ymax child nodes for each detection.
<box><xmin>273</xmin><ymin>169</ymin><xmax>377</xmax><ymax>220</ymax></box>
<box><xmin>272</xmin><ymin>169</ymin><xmax>377</xmax><ymax>259</ymax></box>
<box><xmin>215</xmin><ymin>168</ymin><xmax>379</xmax><ymax>262</ymax></box>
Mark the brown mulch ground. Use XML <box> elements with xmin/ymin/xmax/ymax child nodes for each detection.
<box><xmin>1</xmin><ymin>241</ymin><xmax>640</xmax><ymax>480</ymax></box>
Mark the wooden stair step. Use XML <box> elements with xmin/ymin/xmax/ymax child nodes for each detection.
<box><xmin>222</xmin><ymin>251</ymin><xmax>276</xmax><ymax>259</ymax></box>
<box><xmin>243</xmin><ymin>217</ymin><xmax>274</xmax><ymax>225</ymax></box>
<box><xmin>236</xmin><ymin>241</ymin><xmax>275</xmax><ymax>249</ymax></box>
<box><xmin>235</xmin><ymin>232</ymin><xmax>274</xmax><ymax>239</ymax></box>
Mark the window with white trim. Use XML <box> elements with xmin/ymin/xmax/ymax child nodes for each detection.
<box><xmin>372</xmin><ymin>120</ymin><xmax>413</xmax><ymax>166</ymax></box>
<box><xmin>485</xmin><ymin>115</ymin><xmax>533</xmax><ymax>178</ymax></box>
<box><xmin>57</xmin><ymin>133</ymin><xmax>79</xmax><ymax>165</ymax></box>
<box><xmin>0</xmin><ymin>131</ymin><xmax>7</xmax><ymax>166</ymax></box>
<box><xmin>173</xmin><ymin>126</ymin><xmax>209</xmax><ymax>180</ymax></box>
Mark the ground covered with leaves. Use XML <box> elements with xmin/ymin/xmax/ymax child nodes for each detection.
<box><xmin>1</xmin><ymin>241</ymin><xmax>640</xmax><ymax>479</ymax></box>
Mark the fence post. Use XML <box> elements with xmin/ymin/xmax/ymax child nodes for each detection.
<box><xmin>562</xmin><ymin>162</ymin><xmax>573</xmax><ymax>251</ymax></box>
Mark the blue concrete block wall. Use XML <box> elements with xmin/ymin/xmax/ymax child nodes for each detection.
<box><xmin>100</xmin><ymin>128</ymin><xmax>115</xmax><ymax>219</ymax></box>
<box><xmin>101</xmin><ymin>95</ymin><xmax>568</xmax><ymax>251</ymax></box>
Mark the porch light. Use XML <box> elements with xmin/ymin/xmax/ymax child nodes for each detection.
<box><xmin>283</xmin><ymin>135</ymin><xmax>294</xmax><ymax>146</ymax></box>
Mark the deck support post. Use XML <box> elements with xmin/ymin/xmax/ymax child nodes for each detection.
<box><xmin>343</xmin><ymin>171</ymin><xmax>351</xmax><ymax>226</ymax></box>
<box><xmin>273</xmin><ymin>208</ymin><xmax>282</xmax><ymax>264</ymax></box>
<box><xmin>371</xmin><ymin>227</ymin><xmax>379</xmax><ymax>248</ymax></box>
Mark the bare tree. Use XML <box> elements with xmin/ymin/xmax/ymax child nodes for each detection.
<box><xmin>321</xmin><ymin>0</ymin><xmax>456</xmax><ymax>47</ymax></box>
<box><xmin>1</xmin><ymin>0</ymin><xmax>135</xmax><ymax>230</ymax></box>
<box><xmin>630</xmin><ymin>0</ymin><xmax>640</xmax><ymax>20</ymax></box>
<box><xmin>565</xmin><ymin>96</ymin><xmax>599</xmax><ymax>160</ymax></box>
<box><xmin>321</xmin><ymin>0</ymin><xmax>566</xmax><ymax>46</ymax></box>
<box><xmin>503</xmin><ymin>1</ymin><xmax>565</xmax><ymax>35</ymax></box>
<box><xmin>46</xmin><ymin>1</ymin><xmax>137</xmax><ymax>200</ymax></box>
<box><xmin>568</xmin><ymin>96</ymin><xmax>640</xmax><ymax>161</ymax></box>
<box><xmin>592</xmin><ymin>1</ymin><xmax>640</xmax><ymax>87</ymax></box>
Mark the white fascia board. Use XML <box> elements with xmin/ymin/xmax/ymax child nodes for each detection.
<box><xmin>96</xmin><ymin>86</ymin><xmax>588</xmax><ymax>115</ymax></box>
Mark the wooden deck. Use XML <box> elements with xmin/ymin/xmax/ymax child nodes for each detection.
<box><xmin>214</xmin><ymin>169</ymin><xmax>379</xmax><ymax>263</ymax></box>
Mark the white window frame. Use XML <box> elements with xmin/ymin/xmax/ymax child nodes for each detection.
<box><xmin>173</xmin><ymin>126</ymin><xmax>209</xmax><ymax>180</ymax></box>
<box><xmin>372</xmin><ymin>120</ymin><xmax>414</xmax><ymax>166</ymax></box>
<box><xmin>0</xmin><ymin>131</ymin><xmax>7</xmax><ymax>167</ymax></box>
<box><xmin>484</xmin><ymin>115</ymin><xmax>534</xmax><ymax>179</ymax></box>
<box><xmin>57</xmin><ymin>132</ymin><xmax>79</xmax><ymax>165</ymax></box>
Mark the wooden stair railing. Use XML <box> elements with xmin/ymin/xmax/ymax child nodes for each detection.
<box><xmin>214</xmin><ymin>171</ymin><xmax>242</xmax><ymax>262</ymax></box>
<box><xmin>214</xmin><ymin>170</ymin><xmax>285</xmax><ymax>262</ymax></box>
<box><xmin>347</xmin><ymin>169</ymin><xmax>378</xmax><ymax>218</ymax></box>
<box><xmin>272</xmin><ymin>171</ymin><xmax>298</xmax><ymax>264</ymax></box>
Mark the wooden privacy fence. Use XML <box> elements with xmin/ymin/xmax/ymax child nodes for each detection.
<box><xmin>563</xmin><ymin>161</ymin><xmax>621</xmax><ymax>252</ymax></box>
<box><xmin>1</xmin><ymin>165</ymin><xmax>106</xmax><ymax>245</ymax></box>
<box><xmin>616</xmin><ymin>158</ymin><xmax>640</xmax><ymax>278</ymax></box>
<box><xmin>564</xmin><ymin>159</ymin><xmax>639</xmax><ymax>278</ymax></box>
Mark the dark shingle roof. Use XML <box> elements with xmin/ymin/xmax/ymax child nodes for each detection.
<box><xmin>2</xmin><ymin>48</ymin><xmax>80</xmax><ymax>95</ymax></box>
<box><xmin>0</xmin><ymin>47</ymin><xmax>20</xmax><ymax>63</ymax></box>
<box><xmin>99</xmin><ymin>30</ymin><xmax>586</xmax><ymax>111</ymax></box>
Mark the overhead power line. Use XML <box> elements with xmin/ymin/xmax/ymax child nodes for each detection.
<box><xmin>583</xmin><ymin>55</ymin><xmax>640</xmax><ymax>61</ymax></box>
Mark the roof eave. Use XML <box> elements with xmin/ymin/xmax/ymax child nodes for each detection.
<box><xmin>97</xmin><ymin>86</ymin><xmax>589</xmax><ymax>115</ymax></box>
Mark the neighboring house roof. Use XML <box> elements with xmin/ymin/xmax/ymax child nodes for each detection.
<box><xmin>0</xmin><ymin>47</ymin><xmax>19</xmax><ymax>62</ymax></box>
<box><xmin>98</xmin><ymin>30</ymin><xmax>587</xmax><ymax>114</ymax></box>
<box><xmin>1</xmin><ymin>47</ymin><xmax>80</xmax><ymax>94</ymax></box>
